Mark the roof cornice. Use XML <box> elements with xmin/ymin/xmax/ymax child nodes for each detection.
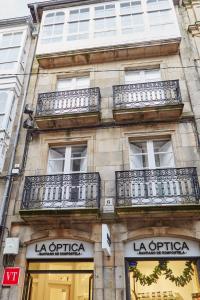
<box><xmin>0</xmin><ymin>16</ymin><xmax>34</xmax><ymax>31</ymax></box>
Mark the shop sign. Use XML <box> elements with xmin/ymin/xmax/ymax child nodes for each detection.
<box><xmin>2</xmin><ymin>267</ymin><xmax>20</xmax><ymax>286</ymax></box>
<box><xmin>26</xmin><ymin>239</ymin><xmax>94</xmax><ymax>259</ymax></box>
<box><xmin>125</xmin><ymin>237</ymin><xmax>200</xmax><ymax>258</ymax></box>
<box><xmin>102</xmin><ymin>224</ymin><xmax>111</xmax><ymax>256</ymax></box>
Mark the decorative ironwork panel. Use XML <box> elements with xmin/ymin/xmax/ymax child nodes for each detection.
<box><xmin>113</xmin><ymin>80</ymin><xmax>182</xmax><ymax>109</ymax></box>
<box><xmin>36</xmin><ymin>87</ymin><xmax>101</xmax><ymax>116</ymax></box>
<box><xmin>116</xmin><ymin>168</ymin><xmax>200</xmax><ymax>206</ymax></box>
<box><xmin>21</xmin><ymin>173</ymin><xmax>101</xmax><ymax>210</ymax></box>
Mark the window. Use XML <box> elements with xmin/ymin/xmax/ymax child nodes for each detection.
<box><xmin>148</xmin><ymin>9</ymin><xmax>173</xmax><ymax>27</ymax></box>
<box><xmin>41</xmin><ymin>11</ymin><xmax>65</xmax><ymax>43</ymax></box>
<box><xmin>0</xmin><ymin>91</ymin><xmax>8</xmax><ymax>129</ymax></box>
<box><xmin>48</xmin><ymin>145</ymin><xmax>87</xmax><ymax>174</ymax></box>
<box><xmin>130</xmin><ymin>139</ymin><xmax>174</xmax><ymax>169</ymax></box>
<box><xmin>120</xmin><ymin>1</ymin><xmax>144</xmax><ymax>34</ymax></box>
<box><xmin>147</xmin><ymin>0</ymin><xmax>170</xmax><ymax>11</ymax></box>
<box><xmin>56</xmin><ymin>76</ymin><xmax>90</xmax><ymax>91</ymax></box>
<box><xmin>94</xmin><ymin>4</ymin><xmax>116</xmax><ymax>37</ymax></box>
<box><xmin>0</xmin><ymin>32</ymin><xmax>23</xmax><ymax>69</ymax></box>
<box><xmin>68</xmin><ymin>8</ymin><xmax>89</xmax><ymax>40</ymax></box>
<box><xmin>125</xmin><ymin>69</ymin><xmax>161</xmax><ymax>84</ymax></box>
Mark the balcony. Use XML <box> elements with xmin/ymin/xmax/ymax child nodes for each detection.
<box><xmin>20</xmin><ymin>172</ymin><xmax>101</xmax><ymax>222</ymax></box>
<box><xmin>116</xmin><ymin>168</ymin><xmax>200</xmax><ymax>216</ymax></box>
<box><xmin>113</xmin><ymin>80</ymin><xmax>183</xmax><ymax>123</ymax></box>
<box><xmin>34</xmin><ymin>87</ymin><xmax>101</xmax><ymax>129</ymax></box>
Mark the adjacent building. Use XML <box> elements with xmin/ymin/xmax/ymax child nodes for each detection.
<box><xmin>2</xmin><ymin>0</ymin><xmax>200</xmax><ymax>299</ymax></box>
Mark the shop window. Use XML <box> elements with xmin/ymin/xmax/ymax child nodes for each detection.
<box><xmin>94</xmin><ymin>4</ymin><xmax>116</xmax><ymax>37</ymax></box>
<box><xmin>41</xmin><ymin>11</ymin><xmax>65</xmax><ymax>43</ymax></box>
<box><xmin>67</xmin><ymin>8</ymin><xmax>90</xmax><ymax>40</ymax></box>
<box><xmin>127</xmin><ymin>260</ymin><xmax>200</xmax><ymax>300</ymax></box>
<box><xmin>24</xmin><ymin>261</ymin><xmax>94</xmax><ymax>300</ymax></box>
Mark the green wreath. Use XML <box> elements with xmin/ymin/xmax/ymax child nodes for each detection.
<box><xmin>129</xmin><ymin>261</ymin><xmax>194</xmax><ymax>287</ymax></box>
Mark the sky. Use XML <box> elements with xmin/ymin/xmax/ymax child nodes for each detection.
<box><xmin>0</xmin><ymin>0</ymin><xmax>45</xmax><ymax>19</ymax></box>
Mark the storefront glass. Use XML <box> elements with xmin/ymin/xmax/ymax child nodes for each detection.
<box><xmin>23</xmin><ymin>261</ymin><xmax>94</xmax><ymax>300</ymax></box>
<box><xmin>127</xmin><ymin>260</ymin><xmax>200</xmax><ymax>300</ymax></box>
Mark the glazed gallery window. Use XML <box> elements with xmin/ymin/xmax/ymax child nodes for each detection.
<box><xmin>41</xmin><ymin>11</ymin><xmax>65</xmax><ymax>43</ymax></box>
<box><xmin>24</xmin><ymin>261</ymin><xmax>94</xmax><ymax>300</ymax></box>
<box><xmin>127</xmin><ymin>260</ymin><xmax>200</xmax><ymax>300</ymax></box>
<box><xmin>40</xmin><ymin>0</ymin><xmax>175</xmax><ymax>43</ymax></box>
<box><xmin>120</xmin><ymin>1</ymin><xmax>144</xmax><ymax>34</ymax></box>
<box><xmin>0</xmin><ymin>32</ymin><xmax>23</xmax><ymax>69</ymax></box>
<box><xmin>0</xmin><ymin>91</ymin><xmax>15</xmax><ymax>134</ymax></box>
<box><xmin>68</xmin><ymin>8</ymin><xmax>90</xmax><ymax>40</ymax></box>
<box><xmin>48</xmin><ymin>145</ymin><xmax>87</xmax><ymax>174</ymax></box>
<box><xmin>94</xmin><ymin>4</ymin><xmax>116</xmax><ymax>37</ymax></box>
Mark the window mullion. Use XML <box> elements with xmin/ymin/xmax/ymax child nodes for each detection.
<box><xmin>65</xmin><ymin>146</ymin><xmax>71</xmax><ymax>173</ymax></box>
<box><xmin>148</xmin><ymin>140</ymin><xmax>156</xmax><ymax>169</ymax></box>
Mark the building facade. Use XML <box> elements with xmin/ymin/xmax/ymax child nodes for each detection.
<box><xmin>2</xmin><ymin>0</ymin><xmax>200</xmax><ymax>299</ymax></box>
<box><xmin>0</xmin><ymin>15</ymin><xmax>35</xmax><ymax>257</ymax></box>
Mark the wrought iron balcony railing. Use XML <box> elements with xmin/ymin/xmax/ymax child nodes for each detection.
<box><xmin>113</xmin><ymin>80</ymin><xmax>182</xmax><ymax>109</ymax></box>
<box><xmin>36</xmin><ymin>87</ymin><xmax>101</xmax><ymax>116</ymax></box>
<box><xmin>21</xmin><ymin>173</ymin><xmax>101</xmax><ymax>210</ymax></box>
<box><xmin>116</xmin><ymin>168</ymin><xmax>200</xmax><ymax>207</ymax></box>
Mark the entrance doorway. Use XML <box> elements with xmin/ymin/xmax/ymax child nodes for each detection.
<box><xmin>23</xmin><ymin>261</ymin><xmax>93</xmax><ymax>300</ymax></box>
<box><xmin>126</xmin><ymin>260</ymin><xmax>200</xmax><ymax>300</ymax></box>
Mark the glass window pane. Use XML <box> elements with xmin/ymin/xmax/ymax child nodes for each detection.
<box><xmin>69</xmin><ymin>10</ymin><xmax>79</xmax><ymax>22</ymax></box>
<box><xmin>44</xmin><ymin>13</ymin><xmax>55</xmax><ymax>25</ymax></box>
<box><xmin>120</xmin><ymin>2</ymin><xmax>131</xmax><ymax>14</ymax></box>
<box><xmin>79</xmin><ymin>20</ymin><xmax>89</xmax><ymax>32</ymax></box>
<box><xmin>125</xmin><ymin>71</ymin><xmax>141</xmax><ymax>83</ymax></box>
<box><xmin>121</xmin><ymin>15</ymin><xmax>131</xmax><ymax>28</ymax></box>
<box><xmin>95</xmin><ymin>6</ymin><xmax>104</xmax><ymax>18</ymax></box>
<box><xmin>0</xmin><ymin>49</ymin><xmax>8</xmax><ymax>62</ymax></box>
<box><xmin>68</xmin><ymin>22</ymin><xmax>78</xmax><ymax>34</ymax></box>
<box><xmin>132</xmin><ymin>14</ymin><xmax>143</xmax><ymax>25</ymax></box>
<box><xmin>12</xmin><ymin>32</ymin><xmax>23</xmax><ymax>45</ymax></box>
<box><xmin>9</xmin><ymin>47</ymin><xmax>19</xmax><ymax>61</ymax></box>
<box><xmin>76</xmin><ymin>77</ymin><xmax>90</xmax><ymax>88</ymax></box>
<box><xmin>105</xmin><ymin>17</ymin><xmax>116</xmax><ymax>29</ymax></box>
<box><xmin>49</xmin><ymin>148</ymin><xmax>65</xmax><ymax>159</ymax></box>
<box><xmin>53</xmin><ymin>24</ymin><xmax>63</xmax><ymax>35</ymax></box>
<box><xmin>80</xmin><ymin>8</ymin><xmax>89</xmax><ymax>20</ymax></box>
<box><xmin>95</xmin><ymin>19</ymin><xmax>102</xmax><ymax>31</ymax></box>
<box><xmin>105</xmin><ymin>4</ymin><xmax>115</xmax><ymax>17</ymax></box>
<box><xmin>55</xmin><ymin>12</ymin><xmax>65</xmax><ymax>23</ymax></box>
<box><xmin>71</xmin><ymin>146</ymin><xmax>87</xmax><ymax>158</ymax></box>
<box><xmin>0</xmin><ymin>92</ymin><xmax>8</xmax><ymax>114</ymax></box>
<box><xmin>131</xmin><ymin>142</ymin><xmax>148</xmax><ymax>154</ymax></box>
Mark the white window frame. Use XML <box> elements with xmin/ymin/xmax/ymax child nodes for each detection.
<box><xmin>0</xmin><ymin>91</ymin><xmax>15</xmax><ymax>134</ymax></box>
<box><xmin>67</xmin><ymin>7</ymin><xmax>90</xmax><ymax>41</ymax></box>
<box><xmin>0</xmin><ymin>31</ymin><xmax>24</xmax><ymax>70</ymax></box>
<box><xmin>41</xmin><ymin>11</ymin><xmax>65</xmax><ymax>44</ymax></box>
<box><xmin>39</xmin><ymin>0</ymin><xmax>176</xmax><ymax>44</ymax></box>
<box><xmin>56</xmin><ymin>76</ymin><xmax>90</xmax><ymax>91</ymax></box>
<box><xmin>47</xmin><ymin>145</ymin><xmax>87</xmax><ymax>175</ymax></box>
<box><xmin>129</xmin><ymin>139</ymin><xmax>175</xmax><ymax>170</ymax></box>
<box><xmin>125</xmin><ymin>68</ymin><xmax>161</xmax><ymax>84</ymax></box>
